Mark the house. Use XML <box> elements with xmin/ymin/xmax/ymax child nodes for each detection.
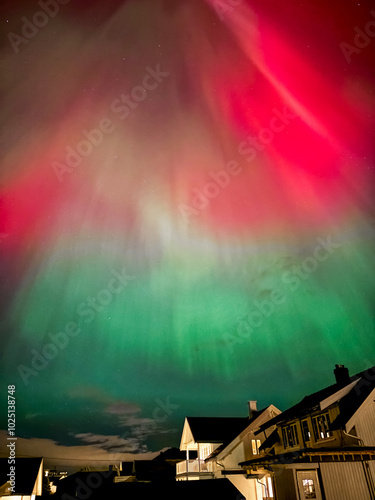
<box><xmin>88</xmin><ymin>477</ymin><xmax>246</xmax><ymax>500</ymax></box>
<box><xmin>240</xmin><ymin>364</ymin><xmax>375</xmax><ymax>500</ymax></box>
<box><xmin>205</xmin><ymin>403</ymin><xmax>281</xmax><ymax>499</ymax></box>
<box><xmin>115</xmin><ymin>448</ymin><xmax>188</xmax><ymax>483</ymax></box>
<box><xmin>55</xmin><ymin>469</ymin><xmax>116</xmax><ymax>498</ymax></box>
<box><xmin>44</xmin><ymin>468</ymin><xmax>68</xmax><ymax>494</ymax></box>
<box><xmin>115</xmin><ymin>459</ymin><xmax>174</xmax><ymax>483</ymax></box>
<box><xmin>153</xmin><ymin>447</ymin><xmax>187</xmax><ymax>463</ymax></box>
<box><xmin>176</xmin><ymin>414</ymin><xmax>251</xmax><ymax>480</ymax></box>
<box><xmin>176</xmin><ymin>401</ymin><xmax>281</xmax><ymax>499</ymax></box>
<box><xmin>0</xmin><ymin>457</ymin><xmax>43</xmax><ymax>500</ymax></box>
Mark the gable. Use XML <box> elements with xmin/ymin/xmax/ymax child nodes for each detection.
<box><xmin>343</xmin><ymin>388</ymin><xmax>375</xmax><ymax>437</ymax></box>
<box><xmin>212</xmin><ymin>405</ymin><xmax>282</xmax><ymax>461</ymax></box>
<box><xmin>320</xmin><ymin>380</ymin><xmax>360</xmax><ymax>411</ymax></box>
<box><xmin>0</xmin><ymin>457</ymin><xmax>43</xmax><ymax>496</ymax></box>
<box><xmin>187</xmin><ymin>417</ymin><xmax>250</xmax><ymax>443</ymax></box>
<box><xmin>180</xmin><ymin>418</ymin><xmax>196</xmax><ymax>450</ymax></box>
<box><xmin>258</xmin><ymin>366</ymin><xmax>375</xmax><ymax>432</ymax></box>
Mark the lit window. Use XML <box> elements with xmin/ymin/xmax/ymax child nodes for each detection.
<box><xmin>199</xmin><ymin>443</ymin><xmax>212</xmax><ymax>460</ymax></box>
<box><xmin>282</xmin><ymin>423</ymin><xmax>299</xmax><ymax>448</ymax></box>
<box><xmin>301</xmin><ymin>419</ymin><xmax>311</xmax><ymax>442</ymax></box>
<box><xmin>267</xmin><ymin>476</ymin><xmax>274</xmax><ymax>497</ymax></box>
<box><xmin>302</xmin><ymin>478</ymin><xmax>316</xmax><ymax>498</ymax></box>
<box><xmin>312</xmin><ymin>413</ymin><xmax>331</xmax><ymax>441</ymax></box>
<box><xmin>252</xmin><ymin>439</ymin><xmax>261</xmax><ymax>455</ymax></box>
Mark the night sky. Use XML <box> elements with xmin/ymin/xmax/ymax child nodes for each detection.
<box><xmin>1</xmin><ymin>0</ymin><xmax>374</xmax><ymax>471</ymax></box>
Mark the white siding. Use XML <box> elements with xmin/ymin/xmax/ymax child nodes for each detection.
<box><xmin>223</xmin><ymin>442</ymin><xmax>246</xmax><ymax>469</ymax></box>
<box><xmin>352</xmin><ymin>398</ymin><xmax>375</xmax><ymax>445</ymax></box>
<box><xmin>369</xmin><ymin>461</ymin><xmax>375</xmax><ymax>487</ymax></box>
<box><xmin>320</xmin><ymin>462</ymin><xmax>372</xmax><ymax>500</ymax></box>
<box><xmin>224</xmin><ymin>475</ymin><xmax>258</xmax><ymax>500</ymax></box>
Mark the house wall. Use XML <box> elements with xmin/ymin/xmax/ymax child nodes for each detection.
<box><xmin>350</xmin><ymin>396</ymin><xmax>375</xmax><ymax>446</ymax></box>
<box><xmin>222</xmin><ymin>474</ymin><xmax>258</xmax><ymax>500</ymax></box>
<box><xmin>369</xmin><ymin>461</ymin><xmax>375</xmax><ymax>490</ymax></box>
<box><xmin>213</xmin><ymin>443</ymin><xmax>254</xmax><ymax>499</ymax></box>
<box><xmin>34</xmin><ymin>461</ymin><xmax>43</xmax><ymax>496</ymax></box>
<box><xmin>273</xmin><ymin>405</ymin><xmax>344</xmax><ymax>455</ymax></box>
<box><xmin>222</xmin><ymin>441</ymin><xmax>246</xmax><ymax>469</ymax></box>
<box><xmin>0</xmin><ymin>497</ymin><xmax>32</xmax><ymax>500</ymax></box>
<box><xmin>273</xmin><ymin>467</ymin><xmax>298</xmax><ymax>500</ymax></box>
<box><xmin>220</xmin><ymin>432</ymin><xmax>264</xmax><ymax>467</ymax></box>
<box><xmin>243</xmin><ymin>432</ymin><xmax>261</xmax><ymax>463</ymax></box>
<box><xmin>214</xmin><ymin>440</ymin><xmax>271</xmax><ymax>500</ymax></box>
<box><xmin>320</xmin><ymin>462</ymin><xmax>373</xmax><ymax>500</ymax></box>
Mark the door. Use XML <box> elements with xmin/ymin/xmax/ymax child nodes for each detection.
<box><xmin>296</xmin><ymin>470</ymin><xmax>323</xmax><ymax>500</ymax></box>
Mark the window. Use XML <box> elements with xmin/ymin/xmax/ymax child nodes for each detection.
<box><xmin>267</xmin><ymin>476</ymin><xmax>274</xmax><ymax>498</ymax></box>
<box><xmin>301</xmin><ymin>419</ymin><xmax>311</xmax><ymax>442</ymax></box>
<box><xmin>255</xmin><ymin>476</ymin><xmax>274</xmax><ymax>499</ymax></box>
<box><xmin>312</xmin><ymin>413</ymin><xmax>331</xmax><ymax>441</ymax></box>
<box><xmin>252</xmin><ymin>439</ymin><xmax>261</xmax><ymax>455</ymax></box>
<box><xmin>302</xmin><ymin>479</ymin><xmax>316</xmax><ymax>498</ymax></box>
<box><xmin>199</xmin><ymin>443</ymin><xmax>212</xmax><ymax>460</ymax></box>
<box><xmin>282</xmin><ymin>423</ymin><xmax>299</xmax><ymax>448</ymax></box>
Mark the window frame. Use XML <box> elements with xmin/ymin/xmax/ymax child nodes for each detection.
<box><xmin>252</xmin><ymin>439</ymin><xmax>262</xmax><ymax>455</ymax></box>
<box><xmin>199</xmin><ymin>443</ymin><xmax>212</xmax><ymax>461</ymax></box>
<box><xmin>301</xmin><ymin>419</ymin><xmax>311</xmax><ymax>443</ymax></box>
<box><xmin>312</xmin><ymin>412</ymin><xmax>332</xmax><ymax>441</ymax></box>
<box><xmin>281</xmin><ymin>422</ymin><xmax>299</xmax><ymax>449</ymax></box>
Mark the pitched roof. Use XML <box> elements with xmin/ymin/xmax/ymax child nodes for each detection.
<box><xmin>153</xmin><ymin>447</ymin><xmax>187</xmax><ymax>461</ymax></box>
<box><xmin>331</xmin><ymin>376</ymin><xmax>375</xmax><ymax>430</ymax></box>
<box><xmin>259</xmin><ymin>429</ymin><xmax>280</xmax><ymax>452</ymax></box>
<box><xmin>0</xmin><ymin>457</ymin><xmax>42</xmax><ymax>495</ymax></box>
<box><xmin>56</xmin><ymin>470</ymin><xmax>115</xmax><ymax>496</ymax></box>
<box><xmin>257</xmin><ymin>366</ymin><xmax>375</xmax><ymax>432</ymax></box>
<box><xmin>205</xmin><ymin>408</ymin><xmax>268</xmax><ymax>461</ymax></box>
<box><xmin>120</xmin><ymin>459</ymin><xmax>179</xmax><ymax>482</ymax></box>
<box><xmin>186</xmin><ymin>416</ymin><xmax>250</xmax><ymax>443</ymax></box>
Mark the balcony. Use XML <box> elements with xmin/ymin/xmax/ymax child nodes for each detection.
<box><xmin>176</xmin><ymin>459</ymin><xmax>214</xmax><ymax>477</ymax></box>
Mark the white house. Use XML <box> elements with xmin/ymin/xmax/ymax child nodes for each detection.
<box><xmin>176</xmin><ymin>402</ymin><xmax>281</xmax><ymax>500</ymax></box>
<box><xmin>0</xmin><ymin>457</ymin><xmax>43</xmax><ymax>500</ymax></box>
<box><xmin>205</xmin><ymin>403</ymin><xmax>281</xmax><ymax>500</ymax></box>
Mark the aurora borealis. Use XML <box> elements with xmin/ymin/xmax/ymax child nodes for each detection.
<box><xmin>1</xmin><ymin>0</ymin><xmax>374</xmax><ymax>469</ymax></box>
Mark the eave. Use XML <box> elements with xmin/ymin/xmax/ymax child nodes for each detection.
<box><xmin>240</xmin><ymin>447</ymin><xmax>375</xmax><ymax>469</ymax></box>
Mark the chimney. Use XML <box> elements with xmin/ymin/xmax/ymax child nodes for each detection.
<box><xmin>248</xmin><ymin>400</ymin><xmax>257</xmax><ymax>419</ymax></box>
<box><xmin>334</xmin><ymin>364</ymin><xmax>350</xmax><ymax>386</ymax></box>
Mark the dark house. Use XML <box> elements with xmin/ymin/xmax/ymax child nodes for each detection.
<box><xmin>90</xmin><ymin>477</ymin><xmax>244</xmax><ymax>500</ymax></box>
<box><xmin>54</xmin><ymin>470</ymin><xmax>116</xmax><ymax>499</ymax></box>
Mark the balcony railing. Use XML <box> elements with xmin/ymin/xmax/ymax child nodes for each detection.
<box><xmin>176</xmin><ymin>459</ymin><xmax>213</xmax><ymax>475</ymax></box>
